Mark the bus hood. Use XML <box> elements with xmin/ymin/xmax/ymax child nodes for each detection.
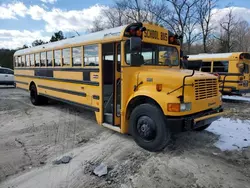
<box><xmin>136</xmin><ymin>68</ymin><xmax>217</xmax><ymax>89</ymax></box>
<box><xmin>138</xmin><ymin>68</ymin><xmax>216</xmax><ymax>80</ymax></box>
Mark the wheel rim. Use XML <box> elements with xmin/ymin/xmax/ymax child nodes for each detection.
<box><xmin>136</xmin><ymin>116</ymin><xmax>156</xmax><ymax>142</ymax></box>
<box><xmin>30</xmin><ymin>89</ymin><xmax>36</xmax><ymax>103</ymax></box>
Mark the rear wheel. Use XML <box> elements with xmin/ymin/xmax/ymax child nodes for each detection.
<box><xmin>194</xmin><ymin>123</ymin><xmax>211</xmax><ymax>131</ymax></box>
<box><xmin>129</xmin><ymin>103</ymin><xmax>171</xmax><ymax>152</ymax></box>
<box><xmin>30</xmin><ymin>84</ymin><xmax>47</xmax><ymax>105</ymax></box>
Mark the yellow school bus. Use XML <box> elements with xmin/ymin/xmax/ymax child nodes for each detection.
<box><xmin>187</xmin><ymin>53</ymin><xmax>250</xmax><ymax>95</ymax></box>
<box><xmin>14</xmin><ymin>22</ymin><xmax>223</xmax><ymax>151</ymax></box>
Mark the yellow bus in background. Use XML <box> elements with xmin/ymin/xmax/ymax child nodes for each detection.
<box><xmin>14</xmin><ymin>22</ymin><xmax>223</xmax><ymax>151</ymax></box>
<box><xmin>187</xmin><ymin>53</ymin><xmax>250</xmax><ymax>95</ymax></box>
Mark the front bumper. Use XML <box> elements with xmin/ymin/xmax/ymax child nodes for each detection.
<box><xmin>166</xmin><ymin>107</ymin><xmax>224</xmax><ymax>132</ymax></box>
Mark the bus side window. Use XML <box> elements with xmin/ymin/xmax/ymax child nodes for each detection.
<box><xmin>54</xmin><ymin>50</ymin><xmax>61</xmax><ymax>66</ymax></box>
<box><xmin>15</xmin><ymin>57</ymin><xmax>18</xmax><ymax>67</ymax></box>
<box><xmin>213</xmin><ymin>61</ymin><xmax>228</xmax><ymax>72</ymax></box>
<box><xmin>26</xmin><ymin>55</ymin><xmax>30</xmax><ymax>67</ymax></box>
<box><xmin>41</xmin><ymin>52</ymin><xmax>46</xmax><ymax>67</ymax></box>
<box><xmin>47</xmin><ymin>51</ymin><xmax>53</xmax><ymax>66</ymax></box>
<box><xmin>18</xmin><ymin>56</ymin><xmax>21</xmax><ymax>67</ymax></box>
<box><xmin>35</xmin><ymin>53</ymin><xmax>40</xmax><ymax>67</ymax></box>
<box><xmin>30</xmin><ymin>54</ymin><xmax>35</xmax><ymax>66</ymax></box>
<box><xmin>72</xmin><ymin>47</ymin><xmax>82</xmax><ymax>66</ymax></box>
<box><xmin>84</xmin><ymin>45</ymin><xmax>99</xmax><ymax>66</ymax></box>
<box><xmin>62</xmin><ymin>48</ymin><xmax>70</xmax><ymax>66</ymax></box>
<box><xmin>201</xmin><ymin>62</ymin><xmax>211</xmax><ymax>72</ymax></box>
<box><xmin>21</xmin><ymin>55</ymin><xmax>25</xmax><ymax>67</ymax></box>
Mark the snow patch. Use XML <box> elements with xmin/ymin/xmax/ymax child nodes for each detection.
<box><xmin>207</xmin><ymin>118</ymin><xmax>250</xmax><ymax>151</ymax></box>
<box><xmin>222</xmin><ymin>95</ymin><xmax>250</xmax><ymax>102</ymax></box>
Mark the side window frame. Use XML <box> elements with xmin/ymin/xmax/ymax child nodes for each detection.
<box><xmin>72</xmin><ymin>46</ymin><xmax>83</xmax><ymax>67</ymax></box>
<box><xmin>54</xmin><ymin>49</ymin><xmax>61</xmax><ymax>67</ymax></box>
<box><xmin>84</xmin><ymin>44</ymin><xmax>99</xmax><ymax>67</ymax></box>
<box><xmin>35</xmin><ymin>53</ymin><xmax>40</xmax><ymax>67</ymax></box>
<box><xmin>201</xmin><ymin>61</ymin><xmax>212</xmax><ymax>72</ymax></box>
<box><xmin>41</xmin><ymin>52</ymin><xmax>46</xmax><ymax>67</ymax></box>
<box><xmin>30</xmin><ymin>54</ymin><xmax>35</xmax><ymax>67</ymax></box>
<box><xmin>62</xmin><ymin>48</ymin><xmax>71</xmax><ymax>66</ymax></box>
<box><xmin>213</xmin><ymin>61</ymin><xmax>229</xmax><ymax>73</ymax></box>
<box><xmin>47</xmin><ymin>51</ymin><xmax>53</xmax><ymax>67</ymax></box>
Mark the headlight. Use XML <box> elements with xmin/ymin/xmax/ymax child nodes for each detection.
<box><xmin>180</xmin><ymin>103</ymin><xmax>192</xmax><ymax>111</ymax></box>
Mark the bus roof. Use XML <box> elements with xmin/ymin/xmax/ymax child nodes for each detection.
<box><xmin>14</xmin><ymin>24</ymin><xmax>127</xmax><ymax>56</ymax></box>
<box><xmin>187</xmin><ymin>52</ymin><xmax>244</xmax><ymax>60</ymax></box>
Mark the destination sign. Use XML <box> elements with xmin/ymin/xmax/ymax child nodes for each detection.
<box><xmin>144</xmin><ymin>29</ymin><xmax>168</xmax><ymax>41</ymax></box>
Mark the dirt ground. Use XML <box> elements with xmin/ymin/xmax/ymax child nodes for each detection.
<box><xmin>0</xmin><ymin>87</ymin><xmax>250</xmax><ymax>188</ymax></box>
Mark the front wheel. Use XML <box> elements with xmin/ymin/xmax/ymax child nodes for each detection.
<box><xmin>129</xmin><ymin>103</ymin><xmax>171</xmax><ymax>152</ymax></box>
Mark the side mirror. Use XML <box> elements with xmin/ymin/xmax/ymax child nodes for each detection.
<box><xmin>130</xmin><ymin>37</ymin><xmax>142</xmax><ymax>52</ymax></box>
<box><xmin>237</xmin><ymin>63</ymin><xmax>245</xmax><ymax>74</ymax></box>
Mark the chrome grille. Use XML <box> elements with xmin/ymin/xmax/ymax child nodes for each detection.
<box><xmin>194</xmin><ymin>79</ymin><xmax>218</xmax><ymax>100</ymax></box>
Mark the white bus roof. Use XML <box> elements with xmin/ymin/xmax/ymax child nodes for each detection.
<box><xmin>187</xmin><ymin>53</ymin><xmax>235</xmax><ymax>60</ymax></box>
<box><xmin>14</xmin><ymin>25</ymin><xmax>127</xmax><ymax>56</ymax></box>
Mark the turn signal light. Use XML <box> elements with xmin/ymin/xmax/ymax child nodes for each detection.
<box><xmin>167</xmin><ymin>103</ymin><xmax>180</xmax><ymax>112</ymax></box>
<box><xmin>169</xmin><ymin>36</ymin><xmax>175</xmax><ymax>43</ymax></box>
<box><xmin>156</xmin><ymin>84</ymin><xmax>162</xmax><ymax>92</ymax></box>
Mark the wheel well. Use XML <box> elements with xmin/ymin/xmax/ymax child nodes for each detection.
<box><xmin>126</xmin><ymin>96</ymin><xmax>163</xmax><ymax>120</ymax></box>
<box><xmin>29</xmin><ymin>81</ymin><xmax>36</xmax><ymax>91</ymax></box>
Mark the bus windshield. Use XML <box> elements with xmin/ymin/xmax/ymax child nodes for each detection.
<box><xmin>126</xmin><ymin>41</ymin><xmax>179</xmax><ymax>66</ymax></box>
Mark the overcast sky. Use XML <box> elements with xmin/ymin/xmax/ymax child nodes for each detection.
<box><xmin>0</xmin><ymin>0</ymin><xmax>250</xmax><ymax>49</ymax></box>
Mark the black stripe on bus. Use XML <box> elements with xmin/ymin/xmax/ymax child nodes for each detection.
<box><xmin>92</xmin><ymin>95</ymin><xmax>100</xmax><ymax>100</ymax></box>
<box><xmin>15</xmin><ymin>67</ymin><xmax>99</xmax><ymax>72</ymax></box>
<box><xmin>15</xmin><ymin>74</ymin><xmax>99</xmax><ymax>86</ymax></box>
<box><xmin>83</xmin><ymin>71</ymin><xmax>90</xmax><ymax>81</ymax></box>
<box><xmin>215</xmin><ymin>72</ymin><xmax>243</xmax><ymax>76</ymax></box>
<box><xmin>219</xmin><ymin>86</ymin><xmax>236</xmax><ymax>89</ymax></box>
<box><xmin>219</xmin><ymin>80</ymin><xmax>240</xmax><ymax>83</ymax></box>
<box><xmin>40</xmin><ymin>93</ymin><xmax>99</xmax><ymax>112</ymax></box>
<box><xmin>35</xmin><ymin>69</ymin><xmax>53</xmax><ymax>77</ymax></box>
<box><xmin>38</xmin><ymin>85</ymin><xmax>87</xmax><ymax>97</ymax></box>
<box><xmin>15</xmin><ymin>81</ymin><xmax>28</xmax><ymax>85</ymax></box>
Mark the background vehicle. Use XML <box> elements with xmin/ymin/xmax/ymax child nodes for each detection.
<box><xmin>14</xmin><ymin>22</ymin><xmax>223</xmax><ymax>151</ymax></box>
<box><xmin>0</xmin><ymin>67</ymin><xmax>15</xmax><ymax>86</ymax></box>
<box><xmin>187</xmin><ymin>53</ymin><xmax>250</xmax><ymax>95</ymax></box>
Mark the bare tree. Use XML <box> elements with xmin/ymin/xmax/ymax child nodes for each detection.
<box><xmin>234</xmin><ymin>20</ymin><xmax>250</xmax><ymax>52</ymax></box>
<box><xmin>89</xmin><ymin>17</ymin><xmax>106</xmax><ymax>33</ymax></box>
<box><xmin>95</xmin><ymin>0</ymin><xmax>159</xmax><ymax>30</ymax></box>
<box><xmin>196</xmin><ymin>0</ymin><xmax>216</xmax><ymax>53</ymax></box>
<box><xmin>184</xmin><ymin>10</ymin><xmax>201</xmax><ymax>54</ymax></box>
<box><xmin>117</xmin><ymin>0</ymin><xmax>150</xmax><ymax>22</ymax></box>
<box><xmin>102</xmin><ymin>3</ymin><xmax>130</xmax><ymax>28</ymax></box>
<box><xmin>216</xmin><ymin>8</ymin><xmax>237</xmax><ymax>52</ymax></box>
<box><xmin>151</xmin><ymin>0</ymin><xmax>199</xmax><ymax>47</ymax></box>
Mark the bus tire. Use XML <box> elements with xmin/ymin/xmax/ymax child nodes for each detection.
<box><xmin>129</xmin><ymin>103</ymin><xmax>171</xmax><ymax>152</ymax></box>
<box><xmin>194</xmin><ymin>123</ymin><xmax>211</xmax><ymax>131</ymax></box>
<box><xmin>30</xmin><ymin>84</ymin><xmax>43</xmax><ymax>105</ymax></box>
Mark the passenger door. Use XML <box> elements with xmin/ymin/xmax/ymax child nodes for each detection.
<box><xmin>102</xmin><ymin>42</ymin><xmax>121</xmax><ymax>126</ymax></box>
